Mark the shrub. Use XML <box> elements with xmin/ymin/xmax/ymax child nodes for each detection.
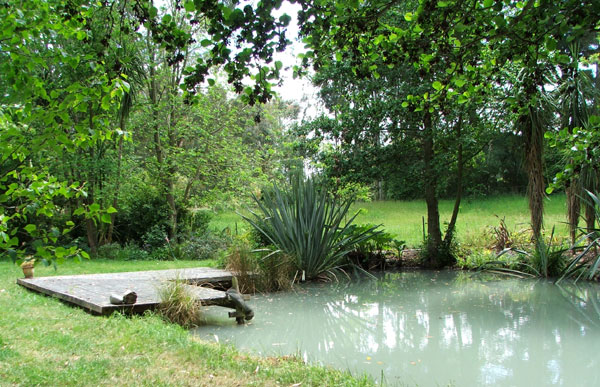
<box><xmin>142</xmin><ymin>225</ymin><xmax>168</xmax><ymax>250</ymax></box>
<box><xmin>96</xmin><ymin>242</ymin><xmax>150</xmax><ymax>261</ymax></box>
<box><xmin>242</xmin><ymin>173</ymin><xmax>382</xmax><ymax>280</ymax></box>
<box><xmin>179</xmin><ymin>231</ymin><xmax>232</xmax><ymax>261</ymax></box>
<box><xmin>114</xmin><ymin>186</ymin><xmax>189</xmax><ymax>245</ymax></box>
<box><xmin>457</xmin><ymin>249</ymin><xmax>518</xmax><ymax>270</ymax></box>
<box><xmin>347</xmin><ymin>223</ymin><xmax>405</xmax><ymax>269</ymax></box>
<box><xmin>332</xmin><ymin>181</ymin><xmax>373</xmax><ymax>202</ymax></box>
<box><xmin>114</xmin><ymin>188</ymin><xmax>172</xmax><ymax>244</ymax></box>
<box><xmin>179</xmin><ymin>209</ymin><xmax>213</xmax><ymax>237</ymax></box>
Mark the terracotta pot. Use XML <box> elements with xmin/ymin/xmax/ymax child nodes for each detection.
<box><xmin>21</xmin><ymin>264</ymin><xmax>34</xmax><ymax>279</ymax></box>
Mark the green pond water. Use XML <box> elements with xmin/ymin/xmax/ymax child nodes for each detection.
<box><xmin>193</xmin><ymin>270</ymin><xmax>600</xmax><ymax>386</ymax></box>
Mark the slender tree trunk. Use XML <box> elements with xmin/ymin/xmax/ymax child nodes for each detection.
<box><xmin>444</xmin><ymin>114</ymin><xmax>463</xmax><ymax>245</ymax></box>
<box><xmin>566</xmin><ymin>181</ymin><xmax>580</xmax><ymax>244</ymax></box>
<box><xmin>85</xmin><ymin>107</ymin><xmax>99</xmax><ymax>254</ymax></box>
<box><xmin>147</xmin><ymin>33</ymin><xmax>178</xmax><ymax>239</ymax></box>
<box><xmin>585</xmin><ymin>196</ymin><xmax>596</xmax><ymax>233</ymax></box>
<box><xmin>422</xmin><ymin>113</ymin><xmax>442</xmax><ymax>267</ymax></box>
<box><xmin>107</xmin><ymin>115</ymin><xmax>125</xmax><ymax>244</ymax></box>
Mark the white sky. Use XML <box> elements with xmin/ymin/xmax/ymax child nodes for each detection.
<box><xmin>154</xmin><ymin>0</ymin><xmax>322</xmax><ymax>118</ymax></box>
<box><xmin>270</xmin><ymin>3</ymin><xmax>319</xmax><ymax>106</ymax></box>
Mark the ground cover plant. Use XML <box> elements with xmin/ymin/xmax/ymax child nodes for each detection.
<box><xmin>0</xmin><ymin>259</ymin><xmax>373</xmax><ymax>386</ymax></box>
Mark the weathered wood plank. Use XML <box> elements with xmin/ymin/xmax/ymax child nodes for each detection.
<box><xmin>16</xmin><ymin>267</ymin><xmax>235</xmax><ymax>315</ymax></box>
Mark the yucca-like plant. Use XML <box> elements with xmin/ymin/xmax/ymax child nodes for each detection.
<box><xmin>242</xmin><ymin>175</ymin><xmax>381</xmax><ymax>280</ymax></box>
<box><xmin>558</xmin><ymin>190</ymin><xmax>600</xmax><ymax>283</ymax></box>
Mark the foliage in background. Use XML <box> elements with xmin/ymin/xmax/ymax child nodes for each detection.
<box><xmin>242</xmin><ymin>174</ymin><xmax>382</xmax><ymax>280</ymax></box>
<box><xmin>0</xmin><ymin>0</ymin><xmax>126</xmax><ymax>264</ymax></box>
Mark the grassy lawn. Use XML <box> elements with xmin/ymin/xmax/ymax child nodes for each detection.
<box><xmin>351</xmin><ymin>193</ymin><xmax>568</xmax><ymax>247</ymax></box>
<box><xmin>211</xmin><ymin>193</ymin><xmax>568</xmax><ymax>248</ymax></box>
<box><xmin>0</xmin><ymin>259</ymin><xmax>372</xmax><ymax>386</ymax></box>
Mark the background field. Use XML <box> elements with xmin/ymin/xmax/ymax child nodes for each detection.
<box><xmin>211</xmin><ymin>193</ymin><xmax>569</xmax><ymax>248</ymax></box>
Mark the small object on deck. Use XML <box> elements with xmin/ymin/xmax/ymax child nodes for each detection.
<box><xmin>109</xmin><ymin>290</ymin><xmax>137</xmax><ymax>305</ymax></box>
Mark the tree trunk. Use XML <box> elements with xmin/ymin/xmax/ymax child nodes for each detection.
<box><xmin>566</xmin><ymin>181</ymin><xmax>580</xmax><ymax>244</ymax></box>
<box><xmin>422</xmin><ymin>113</ymin><xmax>442</xmax><ymax>267</ymax></box>
<box><xmin>585</xmin><ymin>196</ymin><xmax>596</xmax><ymax>234</ymax></box>
<box><xmin>523</xmin><ymin>107</ymin><xmax>545</xmax><ymax>240</ymax></box>
<box><xmin>147</xmin><ymin>32</ymin><xmax>178</xmax><ymax>240</ymax></box>
<box><xmin>106</xmin><ymin>116</ymin><xmax>125</xmax><ymax>244</ymax></box>
<box><xmin>444</xmin><ymin>114</ymin><xmax>463</xmax><ymax>245</ymax></box>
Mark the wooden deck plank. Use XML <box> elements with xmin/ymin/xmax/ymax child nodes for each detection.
<box><xmin>16</xmin><ymin>267</ymin><xmax>235</xmax><ymax>315</ymax></box>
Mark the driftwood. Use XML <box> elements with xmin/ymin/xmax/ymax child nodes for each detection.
<box><xmin>109</xmin><ymin>290</ymin><xmax>137</xmax><ymax>305</ymax></box>
<box><xmin>226</xmin><ymin>277</ymin><xmax>254</xmax><ymax>324</ymax></box>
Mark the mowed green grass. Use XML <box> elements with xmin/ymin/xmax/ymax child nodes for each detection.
<box><xmin>351</xmin><ymin>193</ymin><xmax>568</xmax><ymax>247</ymax></box>
<box><xmin>0</xmin><ymin>259</ymin><xmax>372</xmax><ymax>386</ymax></box>
<box><xmin>212</xmin><ymin>194</ymin><xmax>568</xmax><ymax>248</ymax></box>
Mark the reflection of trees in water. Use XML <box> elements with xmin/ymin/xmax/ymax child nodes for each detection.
<box><xmin>556</xmin><ymin>281</ymin><xmax>600</xmax><ymax>329</ymax></box>
<box><xmin>200</xmin><ymin>272</ymin><xmax>600</xmax><ymax>385</ymax></box>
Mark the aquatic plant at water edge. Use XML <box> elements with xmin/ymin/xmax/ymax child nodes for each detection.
<box><xmin>226</xmin><ymin>241</ymin><xmax>295</xmax><ymax>292</ymax></box>
<box><xmin>156</xmin><ymin>279</ymin><xmax>205</xmax><ymax>328</ymax></box>
<box><xmin>241</xmin><ymin>174</ymin><xmax>382</xmax><ymax>280</ymax></box>
<box><xmin>558</xmin><ymin>190</ymin><xmax>600</xmax><ymax>283</ymax></box>
<box><xmin>481</xmin><ymin>227</ymin><xmax>568</xmax><ymax>278</ymax></box>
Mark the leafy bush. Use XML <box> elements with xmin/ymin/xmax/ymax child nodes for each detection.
<box><xmin>347</xmin><ymin>223</ymin><xmax>405</xmax><ymax>269</ymax></box>
<box><xmin>114</xmin><ymin>186</ymin><xmax>189</xmax><ymax>245</ymax></box>
<box><xmin>179</xmin><ymin>209</ymin><xmax>213</xmax><ymax>237</ymax></box>
<box><xmin>114</xmin><ymin>188</ymin><xmax>171</xmax><ymax>244</ymax></box>
<box><xmin>96</xmin><ymin>242</ymin><xmax>150</xmax><ymax>261</ymax></box>
<box><xmin>179</xmin><ymin>231</ymin><xmax>232</xmax><ymax>261</ymax></box>
<box><xmin>242</xmin><ymin>174</ymin><xmax>382</xmax><ymax>280</ymax></box>
<box><xmin>457</xmin><ymin>249</ymin><xmax>518</xmax><ymax>270</ymax></box>
<box><xmin>142</xmin><ymin>225</ymin><xmax>168</xmax><ymax>250</ymax></box>
<box><xmin>332</xmin><ymin>181</ymin><xmax>373</xmax><ymax>202</ymax></box>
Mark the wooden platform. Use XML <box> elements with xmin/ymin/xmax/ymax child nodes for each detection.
<box><xmin>17</xmin><ymin>267</ymin><xmax>235</xmax><ymax>315</ymax></box>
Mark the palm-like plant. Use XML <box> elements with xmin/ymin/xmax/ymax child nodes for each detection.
<box><xmin>242</xmin><ymin>174</ymin><xmax>381</xmax><ymax>280</ymax></box>
<box><xmin>558</xmin><ymin>190</ymin><xmax>600</xmax><ymax>283</ymax></box>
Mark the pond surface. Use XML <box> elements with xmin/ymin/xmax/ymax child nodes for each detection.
<box><xmin>193</xmin><ymin>271</ymin><xmax>600</xmax><ymax>386</ymax></box>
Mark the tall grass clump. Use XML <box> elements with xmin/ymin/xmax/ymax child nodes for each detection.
<box><xmin>156</xmin><ymin>279</ymin><xmax>205</xmax><ymax>328</ymax></box>
<box><xmin>242</xmin><ymin>174</ymin><xmax>381</xmax><ymax>281</ymax></box>
<box><xmin>226</xmin><ymin>242</ymin><xmax>295</xmax><ymax>292</ymax></box>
